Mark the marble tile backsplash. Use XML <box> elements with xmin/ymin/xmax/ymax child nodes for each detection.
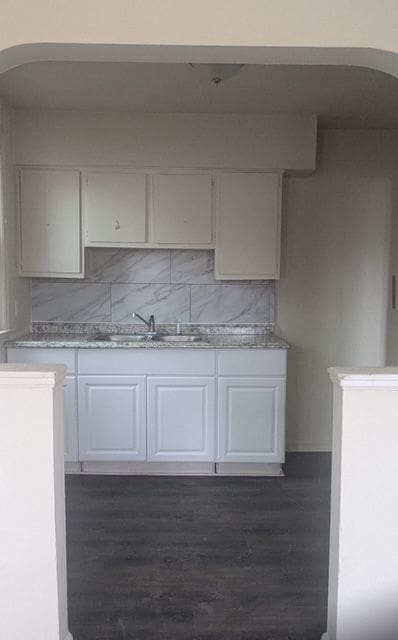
<box><xmin>31</xmin><ymin>249</ymin><xmax>275</xmax><ymax>324</ymax></box>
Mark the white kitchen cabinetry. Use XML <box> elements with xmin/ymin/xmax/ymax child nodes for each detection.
<box><xmin>84</xmin><ymin>171</ymin><xmax>147</xmax><ymax>245</ymax></box>
<box><xmin>217</xmin><ymin>350</ymin><xmax>286</xmax><ymax>464</ymax></box>
<box><xmin>64</xmin><ymin>376</ymin><xmax>79</xmax><ymax>462</ymax></box>
<box><xmin>215</xmin><ymin>172</ymin><xmax>282</xmax><ymax>280</ymax></box>
<box><xmin>6</xmin><ymin>346</ymin><xmax>286</xmax><ymax>471</ymax></box>
<box><xmin>19</xmin><ymin>168</ymin><xmax>82</xmax><ymax>277</ymax></box>
<box><xmin>147</xmin><ymin>377</ymin><xmax>215</xmax><ymax>462</ymax></box>
<box><xmin>218</xmin><ymin>377</ymin><xmax>285</xmax><ymax>463</ymax></box>
<box><xmin>152</xmin><ymin>174</ymin><xmax>213</xmax><ymax>246</ymax></box>
<box><xmin>17</xmin><ymin>167</ymin><xmax>282</xmax><ymax>280</ymax></box>
<box><xmin>78</xmin><ymin>375</ymin><xmax>146</xmax><ymax>461</ymax></box>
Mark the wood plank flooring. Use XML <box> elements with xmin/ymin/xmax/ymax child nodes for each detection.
<box><xmin>65</xmin><ymin>475</ymin><xmax>330</xmax><ymax>640</ymax></box>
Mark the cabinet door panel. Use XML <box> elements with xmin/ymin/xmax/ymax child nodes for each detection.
<box><xmin>148</xmin><ymin>377</ymin><xmax>215</xmax><ymax>461</ymax></box>
<box><xmin>85</xmin><ymin>172</ymin><xmax>146</xmax><ymax>244</ymax></box>
<box><xmin>218</xmin><ymin>377</ymin><xmax>285</xmax><ymax>463</ymax></box>
<box><xmin>78</xmin><ymin>375</ymin><xmax>146</xmax><ymax>461</ymax></box>
<box><xmin>64</xmin><ymin>376</ymin><xmax>78</xmax><ymax>462</ymax></box>
<box><xmin>19</xmin><ymin>169</ymin><xmax>81</xmax><ymax>276</ymax></box>
<box><xmin>152</xmin><ymin>174</ymin><xmax>212</xmax><ymax>245</ymax></box>
<box><xmin>215</xmin><ymin>172</ymin><xmax>281</xmax><ymax>279</ymax></box>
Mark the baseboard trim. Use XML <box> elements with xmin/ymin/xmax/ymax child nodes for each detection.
<box><xmin>66</xmin><ymin>461</ymin><xmax>284</xmax><ymax>477</ymax></box>
<box><xmin>216</xmin><ymin>463</ymin><xmax>283</xmax><ymax>476</ymax></box>
<box><xmin>65</xmin><ymin>462</ymin><xmax>81</xmax><ymax>474</ymax></box>
<box><xmin>67</xmin><ymin>456</ymin><xmax>331</xmax><ymax>478</ymax></box>
<box><xmin>80</xmin><ymin>461</ymin><xmax>215</xmax><ymax>475</ymax></box>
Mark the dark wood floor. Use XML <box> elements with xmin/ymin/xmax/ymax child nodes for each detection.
<box><xmin>66</xmin><ymin>475</ymin><xmax>331</xmax><ymax>640</ymax></box>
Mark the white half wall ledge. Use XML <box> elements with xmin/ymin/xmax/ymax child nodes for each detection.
<box><xmin>328</xmin><ymin>366</ymin><xmax>398</xmax><ymax>389</ymax></box>
<box><xmin>0</xmin><ymin>362</ymin><xmax>66</xmax><ymax>384</ymax></box>
<box><xmin>324</xmin><ymin>366</ymin><xmax>398</xmax><ymax>640</ymax></box>
<box><xmin>0</xmin><ymin>363</ymin><xmax>72</xmax><ymax>640</ymax></box>
<box><xmin>3</xmin><ymin>43</ymin><xmax>398</xmax><ymax>78</ymax></box>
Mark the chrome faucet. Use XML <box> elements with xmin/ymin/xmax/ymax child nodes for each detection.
<box><xmin>132</xmin><ymin>312</ymin><xmax>156</xmax><ymax>333</ymax></box>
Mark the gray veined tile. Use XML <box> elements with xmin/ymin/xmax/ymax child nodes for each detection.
<box><xmin>86</xmin><ymin>248</ymin><xmax>171</xmax><ymax>284</ymax></box>
<box><xmin>111</xmin><ymin>284</ymin><xmax>190</xmax><ymax>324</ymax></box>
<box><xmin>31</xmin><ymin>282</ymin><xmax>111</xmax><ymax>322</ymax></box>
<box><xmin>190</xmin><ymin>283</ymin><xmax>273</xmax><ymax>324</ymax></box>
<box><xmin>171</xmin><ymin>250</ymin><xmax>216</xmax><ymax>284</ymax></box>
<box><xmin>268</xmin><ymin>283</ymin><xmax>275</xmax><ymax>323</ymax></box>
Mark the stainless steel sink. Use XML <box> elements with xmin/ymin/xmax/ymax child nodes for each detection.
<box><xmin>90</xmin><ymin>333</ymin><xmax>206</xmax><ymax>343</ymax></box>
<box><xmin>91</xmin><ymin>333</ymin><xmax>154</xmax><ymax>342</ymax></box>
<box><xmin>154</xmin><ymin>334</ymin><xmax>205</xmax><ymax>343</ymax></box>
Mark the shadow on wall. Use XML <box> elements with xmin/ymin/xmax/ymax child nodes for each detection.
<box><xmin>278</xmin><ymin>133</ymin><xmax>393</xmax><ymax>452</ymax></box>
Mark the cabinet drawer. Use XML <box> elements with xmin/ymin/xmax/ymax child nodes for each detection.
<box><xmin>7</xmin><ymin>348</ymin><xmax>77</xmax><ymax>374</ymax></box>
<box><xmin>217</xmin><ymin>349</ymin><xmax>286</xmax><ymax>377</ymax></box>
<box><xmin>78</xmin><ymin>349</ymin><xmax>216</xmax><ymax>376</ymax></box>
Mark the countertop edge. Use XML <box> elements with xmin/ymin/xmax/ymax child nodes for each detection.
<box><xmin>5</xmin><ymin>334</ymin><xmax>289</xmax><ymax>350</ymax></box>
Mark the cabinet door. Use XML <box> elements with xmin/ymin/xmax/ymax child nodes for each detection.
<box><xmin>78</xmin><ymin>375</ymin><xmax>146</xmax><ymax>461</ymax></box>
<box><xmin>85</xmin><ymin>171</ymin><xmax>147</xmax><ymax>245</ymax></box>
<box><xmin>19</xmin><ymin>168</ymin><xmax>82</xmax><ymax>277</ymax></box>
<box><xmin>215</xmin><ymin>172</ymin><xmax>281</xmax><ymax>279</ymax></box>
<box><xmin>218</xmin><ymin>377</ymin><xmax>285</xmax><ymax>463</ymax></box>
<box><xmin>152</xmin><ymin>174</ymin><xmax>213</xmax><ymax>245</ymax></box>
<box><xmin>147</xmin><ymin>377</ymin><xmax>215</xmax><ymax>461</ymax></box>
<box><xmin>64</xmin><ymin>376</ymin><xmax>78</xmax><ymax>462</ymax></box>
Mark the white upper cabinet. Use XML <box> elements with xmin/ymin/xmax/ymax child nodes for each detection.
<box><xmin>18</xmin><ymin>167</ymin><xmax>282</xmax><ymax>278</ymax></box>
<box><xmin>152</xmin><ymin>174</ymin><xmax>213</xmax><ymax>245</ymax></box>
<box><xmin>19</xmin><ymin>168</ymin><xmax>82</xmax><ymax>277</ymax></box>
<box><xmin>215</xmin><ymin>172</ymin><xmax>282</xmax><ymax>280</ymax></box>
<box><xmin>84</xmin><ymin>171</ymin><xmax>147</xmax><ymax>245</ymax></box>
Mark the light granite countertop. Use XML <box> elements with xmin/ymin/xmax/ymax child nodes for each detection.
<box><xmin>6</xmin><ymin>323</ymin><xmax>289</xmax><ymax>350</ymax></box>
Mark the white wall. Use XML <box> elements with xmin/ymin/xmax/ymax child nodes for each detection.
<box><xmin>0</xmin><ymin>99</ymin><xmax>30</xmax><ymax>361</ymax></box>
<box><xmin>278</xmin><ymin>130</ymin><xmax>396</xmax><ymax>451</ymax></box>
<box><xmin>12</xmin><ymin>110</ymin><xmax>317</xmax><ymax>172</ymax></box>
<box><xmin>2</xmin><ymin>1</ymin><xmax>398</xmax><ymax>79</ymax></box>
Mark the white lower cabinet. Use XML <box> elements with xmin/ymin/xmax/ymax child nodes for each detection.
<box><xmin>147</xmin><ymin>377</ymin><xmax>215</xmax><ymax>462</ymax></box>
<box><xmin>78</xmin><ymin>375</ymin><xmax>146</xmax><ymax>461</ymax></box>
<box><xmin>64</xmin><ymin>376</ymin><xmax>79</xmax><ymax>462</ymax></box>
<box><xmin>217</xmin><ymin>377</ymin><xmax>286</xmax><ymax>463</ymax></box>
<box><xmin>6</xmin><ymin>346</ymin><xmax>287</xmax><ymax>469</ymax></box>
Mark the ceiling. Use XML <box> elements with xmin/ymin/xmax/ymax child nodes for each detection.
<box><xmin>1</xmin><ymin>61</ymin><xmax>398</xmax><ymax>129</ymax></box>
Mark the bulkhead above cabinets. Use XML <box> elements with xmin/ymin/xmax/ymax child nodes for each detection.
<box><xmin>17</xmin><ymin>166</ymin><xmax>283</xmax><ymax>280</ymax></box>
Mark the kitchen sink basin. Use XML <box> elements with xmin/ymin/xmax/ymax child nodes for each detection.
<box><xmin>154</xmin><ymin>334</ymin><xmax>205</xmax><ymax>343</ymax></box>
<box><xmin>92</xmin><ymin>333</ymin><xmax>155</xmax><ymax>342</ymax></box>
<box><xmin>91</xmin><ymin>333</ymin><xmax>206</xmax><ymax>343</ymax></box>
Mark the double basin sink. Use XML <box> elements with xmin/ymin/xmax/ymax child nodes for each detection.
<box><xmin>92</xmin><ymin>332</ymin><xmax>206</xmax><ymax>344</ymax></box>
